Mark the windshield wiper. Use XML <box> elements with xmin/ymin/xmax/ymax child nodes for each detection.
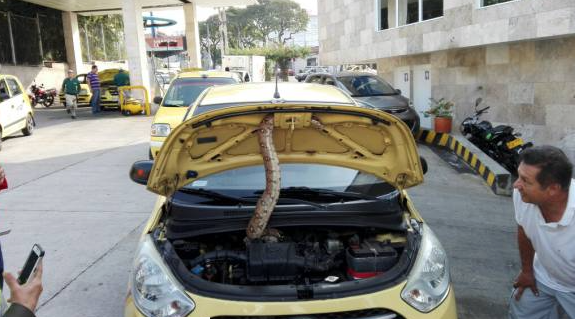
<box><xmin>162</xmin><ymin>103</ymin><xmax>184</xmax><ymax>107</ymax></box>
<box><xmin>180</xmin><ymin>189</ymin><xmax>326</xmax><ymax>209</ymax></box>
<box><xmin>242</xmin><ymin>195</ymin><xmax>326</xmax><ymax>209</ymax></box>
<box><xmin>259</xmin><ymin>186</ymin><xmax>378</xmax><ymax>201</ymax></box>
<box><xmin>179</xmin><ymin>188</ymin><xmax>255</xmax><ymax>204</ymax></box>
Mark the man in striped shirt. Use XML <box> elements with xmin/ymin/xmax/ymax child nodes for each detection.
<box><xmin>87</xmin><ymin>64</ymin><xmax>101</xmax><ymax>115</ymax></box>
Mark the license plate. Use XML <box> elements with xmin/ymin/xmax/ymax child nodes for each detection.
<box><xmin>507</xmin><ymin>138</ymin><xmax>523</xmax><ymax>149</ymax></box>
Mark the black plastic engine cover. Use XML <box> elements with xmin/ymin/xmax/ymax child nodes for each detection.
<box><xmin>247</xmin><ymin>242</ymin><xmax>299</xmax><ymax>282</ymax></box>
<box><xmin>347</xmin><ymin>242</ymin><xmax>398</xmax><ymax>273</ymax></box>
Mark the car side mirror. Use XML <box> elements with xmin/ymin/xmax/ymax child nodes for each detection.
<box><xmin>395</xmin><ymin>89</ymin><xmax>402</xmax><ymax>95</ymax></box>
<box><xmin>420</xmin><ymin>156</ymin><xmax>428</xmax><ymax>175</ymax></box>
<box><xmin>153</xmin><ymin>96</ymin><xmax>163</xmax><ymax>105</ymax></box>
<box><xmin>130</xmin><ymin>160</ymin><xmax>154</xmax><ymax>185</ymax></box>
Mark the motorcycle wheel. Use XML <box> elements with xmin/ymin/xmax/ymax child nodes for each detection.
<box><xmin>43</xmin><ymin>95</ymin><xmax>54</xmax><ymax>107</ymax></box>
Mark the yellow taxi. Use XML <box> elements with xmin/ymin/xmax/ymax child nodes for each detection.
<box><xmin>59</xmin><ymin>69</ymin><xmax>126</xmax><ymax>109</ymax></box>
<box><xmin>0</xmin><ymin>75</ymin><xmax>35</xmax><ymax>150</ymax></box>
<box><xmin>58</xmin><ymin>73</ymin><xmax>92</xmax><ymax>107</ymax></box>
<box><xmin>149</xmin><ymin>71</ymin><xmax>239</xmax><ymax>159</ymax></box>
<box><xmin>126</xmin><ymin>83</ymin><xmax>457</xmax><ymax>318</ymax></box>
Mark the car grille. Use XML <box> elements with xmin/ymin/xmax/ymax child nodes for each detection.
<box><xmin>383</xmin><ymin>107</ymin><xmax>407</xmax><ymax>114</ymax></box>
<box><xmin>212</xmin><ymin>308</ymin><xmax>403</xmax><ymax>319</ymax></box>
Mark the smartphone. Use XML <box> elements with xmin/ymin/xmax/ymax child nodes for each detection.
<box><xmin>17</xmin><ymin>244</ymin><xmax>45</xmax><ymax>285</ymax></box>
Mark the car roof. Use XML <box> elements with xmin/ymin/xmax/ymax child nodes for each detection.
<box><xmin>177</xmin><ymin>71</ymin><xmax>237</xmax><ymax>79</ymax></box>
<box><xmin>199</xmin><ymin>82</ymin><xmax>356</xmax><ymax>106</ymax></box>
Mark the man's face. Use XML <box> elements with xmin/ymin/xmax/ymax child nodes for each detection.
<box><xmin>513</xmin><ymin>163</ymin><xmax>550</xmax><ymax>204</ymax></box>
<box><xmin>68</xmin><ymin>72</ymin><xmax>74</xmax><ymax>79</ymax></box>
<box><xmin>92</xmin><ymin>67</ymin><xmax>98</xmax><ymax>73</ymax></box>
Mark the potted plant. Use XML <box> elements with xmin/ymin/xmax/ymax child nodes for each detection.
<box><xmin>425</xmin><ymin>98</ymin><xmax>454</xmax><ymax>133</ymax></box>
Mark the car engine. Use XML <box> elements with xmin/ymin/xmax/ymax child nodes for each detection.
<box><xmin>171</xmin><ymin>226</ymin><xmax>406</xmax><ymax>286</ymax></box>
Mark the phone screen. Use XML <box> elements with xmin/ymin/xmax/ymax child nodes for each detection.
<box><xmin>17</xmin><ymin>244</ymin><xmax>44</xmax><ymax>285</ymax></box>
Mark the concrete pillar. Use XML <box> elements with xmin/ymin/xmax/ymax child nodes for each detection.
<box><xmin>62</xmin><ymin>11</ymin><xmax>83</xmax><ymax>72</ymax></box>
<box><xmin>183</xmin><ymin>3</ymin><xmax>202</xmax><ymax>68</ymax></box>
<box><xmin>121</xmin><ymin>0</ymin><xmax>151</xmax><ymax>95</ymax></box>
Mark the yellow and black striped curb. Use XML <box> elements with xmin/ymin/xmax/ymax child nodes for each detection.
<box><xmin>416</xmin><ymin>130</ymin><xmax>512</xmax><ymax>196</ymax></box>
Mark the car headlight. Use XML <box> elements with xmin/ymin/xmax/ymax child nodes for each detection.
<box><xmin>401</xmin><ymin>224</ymin><xmax>450</xmax><ymax>313</ymax></box>
<box><xmin>131</xmin><ymin>235</ymin><xmax>195</xmax><ymax>317</ymax></box>
<box><xmin>151</xmin><ymin>124</ymin><xmax>171</xmax><ymax>137</ymax></box>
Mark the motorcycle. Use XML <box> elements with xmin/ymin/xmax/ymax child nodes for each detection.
<box><xmin>29</xmin><ymin>81</ymin><xmax>57</xmax><ymax>107</ymax></box>
<box><xmin>460</xmin><ymin>98</ymin><xmax>533</xmax><ymax>174</ymax></box>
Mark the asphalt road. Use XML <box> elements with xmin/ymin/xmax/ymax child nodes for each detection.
<box><xmin>0</xmin><ymin>106</ymin><xmax>519</xmax><ymax>317</ymax></box>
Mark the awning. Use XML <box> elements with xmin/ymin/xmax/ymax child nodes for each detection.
<box><xmin>22</xmin><ymin>0</ymin><xmax>257</xmax><ymax>14</ymax></box>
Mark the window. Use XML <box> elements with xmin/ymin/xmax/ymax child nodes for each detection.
<box><xmin>163</xmin><ymin>77</ymin><xmax>236</xmax><ymax>107</ymax></box>
<box><xmin>0</xmin><ymin>79</ymin><xmax>9</xmax><ymax>100</ymax></box>
<box><xmin>182</xmin><ymin>164</ymin><xmax>393</xmax><ymax>198</ymax></box>
<box><xmin>338</xmin><ymin>75</ymin><xmax>397</xmax><ymax>97</ymax></box>
<box><xmin>378</xmin><ymin>0</ymin><xmax>442</xmax><ymax>30</ymax></box>
<box><xmin>308</xmin><ymin>75</ymin><xmax>323</xmax><ymax>84</ymax></box>
<box><xmin>5</xmin><ymin>78</ymin><xmax>22</xmax><ymax>96</ymax></box>
<box><xmin>480</xmin><ymin>0</ymin><xmax>515</xmax><ymax>6</ymax></box>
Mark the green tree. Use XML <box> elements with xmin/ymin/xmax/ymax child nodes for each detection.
<box><xmin>226</xmin><ymin>7</ymin><xmax>258</xmax><ymax>49</ymax></box>
<box><xmin>266</xmin><ymin>0</ymin><xmax>308</xmax><ymax>44</ymax></box>
<box><xmin>202</xmin><ymin>0</ymin><xmax>310</xmax><ymax>50</ymax></box>
<box><xmin>231</xmin><ymin>45</ymin><xmax>310</xmax><ymax>81</ymax></box>
<box><xmin>199</xmin><ymin>16</ymin><xmax>222</xmax><ymax>68</ymax></box>
<box><xmin>78</xmin><ymin>14</ymin><xmax>125</xmax><ymax>62</ymax></box>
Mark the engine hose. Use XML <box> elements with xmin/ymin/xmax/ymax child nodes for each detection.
<box><xmin>189</xmin><ymin>250</ymin><xmax>247</xmax><ymax>268</ymax></box>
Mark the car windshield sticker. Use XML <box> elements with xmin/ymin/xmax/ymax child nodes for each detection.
<box><xmin>192</xmin><ymin>180</ymin><xmax>208</xmax><ymax>187</ymax></box>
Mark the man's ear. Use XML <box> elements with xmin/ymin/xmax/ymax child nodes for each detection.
<box><xmin>546</xmin><ymin>183</ymin><xmax>562</xmax><ymax>196</ymax></box>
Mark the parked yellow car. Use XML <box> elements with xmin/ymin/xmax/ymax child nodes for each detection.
<box><xmin>126</xmin><ymin>83</ymin><xmax>457</xmax><ymax>318</ymax></box>
<box><xmin>58</xmin><ymin>68</ymin><xmax>127</xmax><ymax>109</ymax></box>
<box><xmin>0</xmin><ymin>75</ymin><xmax>35</xmax><ymax>150</ymax></box>
<box><xmin>149</xmin><ymin>71</ymin><xmax>239</xmax><ymax>159</ymax></box>
<box><xmin>58</xmin><ymin>73</ymin><xmax>92</xmax><ymax>107</ymax></box>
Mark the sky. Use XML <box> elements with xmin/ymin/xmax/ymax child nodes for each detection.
<box><xmin>146</xmin><ymin>0</ymin><xmax>317</xmax><ymax>35</ymax></box>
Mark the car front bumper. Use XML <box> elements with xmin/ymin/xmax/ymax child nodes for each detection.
<box><xmin>124</xmin><ymin>282</ymin><xmax>457</xmax><ymax>318</ymax></box>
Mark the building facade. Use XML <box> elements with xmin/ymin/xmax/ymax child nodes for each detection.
<box><xmin>318</xmin><ymin>0</ymin><xmax>575</xmax><ymax>160</ymax></box>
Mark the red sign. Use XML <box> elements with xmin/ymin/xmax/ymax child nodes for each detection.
<box><xmin>145</xmin><ymin>36</ymin><xmax>185</xmax><ymax>52</ymax></box>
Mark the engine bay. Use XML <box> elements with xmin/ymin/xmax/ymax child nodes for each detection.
<box><xmin>169</xmin><ymin>226</ymin><xmax>408</xmax><ymax>286</ymax></box>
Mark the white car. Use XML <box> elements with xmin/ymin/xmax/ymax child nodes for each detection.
<box><xmin>0</xmin><ymin>75</ymin><xmax>35</xmax><ymax>150</ymax></box>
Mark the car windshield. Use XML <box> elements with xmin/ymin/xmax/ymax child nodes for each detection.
<box><xmin>162</xmin><ymin>77</ymin><xmax>236</xmax><ymax>107</ymax></box>
<box><xmin>338</xmin><ymin>75</ymin><xmax>397</xmax><ymax>97</ymax></box>
<box><xmin>181</xmin><ymin>163</ymin><xmax>395</xmax><ymax>200</ymax></box>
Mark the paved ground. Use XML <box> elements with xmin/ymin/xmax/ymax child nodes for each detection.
<box><xmin>0</xmin><ymin>106</ymin><xmax>519</xmax><ymax>317</ymax></box>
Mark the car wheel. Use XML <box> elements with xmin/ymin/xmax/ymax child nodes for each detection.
<box><xmin>22</xmin><ymin>114</ymin><xmax>34</xmax><ymax>136</ymax></box>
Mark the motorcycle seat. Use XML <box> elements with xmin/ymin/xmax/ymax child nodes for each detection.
<box><xmin>492</xmin><ymin>125</ymin><xmax>513</xmax><ymax>135</ymax></box>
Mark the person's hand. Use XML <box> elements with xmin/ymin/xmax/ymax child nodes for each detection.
<box><xmin>3</xmin><ymin>261</ymin><xmax>44</xmax><ymax>312</ymax></box>
<box><xmin>0</xmin><ymin>165</ymin><xmax>5</xmax><ymax>184</ymax></box>
<box><xmin>513</xmin><ymin>269</ymin><xmax>538</xmax><ymax>301</ymax></box>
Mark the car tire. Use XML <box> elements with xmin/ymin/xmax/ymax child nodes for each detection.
<box><xmin>22</xmin><ymin>114</ymin><xmax>34</xmax><ymax>136</ymax></box>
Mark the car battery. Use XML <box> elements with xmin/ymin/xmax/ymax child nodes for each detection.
<box><xmin>346</xmin><ymin>241</ymin><xmax>398</xmax><ymax>279</ymax></box>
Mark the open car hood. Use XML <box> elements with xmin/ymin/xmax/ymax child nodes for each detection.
<box><xmin>147</xmin><ymin>104</ymin><xmax>424</xmax><ymax>197</ymax></box>
<box><xmin>98</xmin><ymin>69</ymin><xmax>128</xmax><ymax>84</ymax></box>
